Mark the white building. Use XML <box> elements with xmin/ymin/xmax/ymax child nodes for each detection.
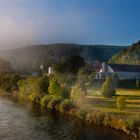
<box><xmin>48</xmin><ymin>67</ymin><xmax>54</xmax><ymax>75</ymax></box>
<box><xmin>95</xmin><ymin>62</ymin><xmax>140</xmax><ymax>80</ymax></box>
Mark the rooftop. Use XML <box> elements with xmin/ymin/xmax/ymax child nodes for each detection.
<box><xmin>109</xmin><ymin>63</ymin><xmax>140</xmax><ymax>72</ymax></box>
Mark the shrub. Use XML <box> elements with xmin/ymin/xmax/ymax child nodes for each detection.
<box><xmin>0</xmin><ymin>72</ymin><xmax>20</xmax><ymax>92</ymax></box>
<box><xmin>29</xmin><ymin>94</ymin><xmax>42</xmax><ymax>103</ymax></box>
<box><xmin>116</xmin><ymin>96</ymin><xmax>126</xmax><ymax>110</ymax></box>
<box><xmin>71</xmin><ymin>83</ymin><xmax>86</xmax><ymax>107</ymax></box>
<box><xmin>76</xmin><ymin>110</ymin><xmax>87</xmax><ymax>120</ymax></box>
<box><xmin>101</xmin><ymin>77</ymin><xmax>116</xmax><ymax>97</ymax></box>
<box><xmin>136</xmin><ymin>80</ymin><xmax>140</xmax><ymax>88</ymax></box>
<box><xmin>18</xmin><ymin>76</ymin><xmax>48</xmax><ymax>100</ymax></box>
<box><xmin>60</xmin><ymin>99</ymin><xmax>74</xmax><ymax>112</ymax></box>
<box><xmin>48</xmin><ymin>97</ymin><xmax>63</xmax><ymax>109</ymax></box>
<box><xmin>86</xmin><ymin>111</ymin><xmax>105</xmax><ymax>125</ymax></box>
<box><xmin>48</xmin><ymin>77</ymin><xmax>63</xmax><ymax>97</ymax></box>
<box><xmin>127</xmin><ymin>116</ymin><xmax>140</xmax><ymax>138</ymax></box>
<box><xmin>40</xmin><ymin>95</ymin><xmax>53</xmax><ymax>107</ymax></box>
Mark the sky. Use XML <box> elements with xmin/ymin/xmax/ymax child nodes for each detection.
<box><xmin>0</xmin><ymin>0</ymin><xmax>140</xmax><ymax>49</ymax></box>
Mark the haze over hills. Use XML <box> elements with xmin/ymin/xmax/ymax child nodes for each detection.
<box><xmin>0</xmin><ymin>58</ymin><xmax>12</xmax><ymax>72</ymax></box>
<box><xmin>0</xmin><ymin>44</ymin><xmax>124</xmax><ymax>72</ymax></box>
<box><xmin>109</xmin><ymin>41</ymin><xmax>140</xmax><ymax>65</ymax></box>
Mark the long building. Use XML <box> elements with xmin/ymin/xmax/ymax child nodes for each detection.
<box><xmin>95</xmin><ymin>62</ymin><xmax>140</xmax><ymax>80</ymax></box>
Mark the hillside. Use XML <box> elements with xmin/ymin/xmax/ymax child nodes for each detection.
<box><xmin>0</xmin><ymin>58</ymin><xmax>12</xmax><ymax>72</ymax></box>
<box><xmin>109</xmin><ymin>41</ymin><xmax>140</xmax><ymax>64</ymax></box>
<box><xmin>0</xmin><ymin>44</ymin><xmax>124</xmax><ymax>72</ymax></box>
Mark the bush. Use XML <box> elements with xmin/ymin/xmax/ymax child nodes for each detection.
<box><xmin>29</xmin><ymin>94</ymin><xmax>42</xmax><ymax>102</ymax></box>
<box><xmin>86</xmin><ymin>111</ymin><xmax>105</xmax><ymax>125</ymax></box>
<box><xmin>48</xmin><ymin>77</ymin><xmax>63</xmax><ymax>97</ymax></box>
<box><xmin>48</xmin><ymin>97</ymin><xmax>63</xmax><ymax>109</ymax></box>
<box><xmin>18</xmin><ymin>76</ymin><xmax>49</xmax><ymax>100</ymax></box>
<box><xmin>0</xmin><ymin>72</ymin><xmax>20</xmax><ymax>92</ymax></box>
<box><xmin>136</xmin><ymin>80</ymin><xmax>140</xmax><ymax>88</ymax></box>
<box><xmin>116</xmin><ymin>96</ymin><xmax>126</xmax><ymax>110</ymax></box>
<box><xmin>40</xmin><ymin>95</ymin><xmax>53</xmax><ymax>107</ymax></box>
<box><xmin>71</xmin><ymin>83</ymin><xmax>86</xmax><ymax>107</ymax></box>
<box><xmin>60</xmin><ymin>99</ymin><xmax>74</xmax><ymax>112</ymax></box>
<box><xmin>101</xmin><ymin>77</ymin><xmax>116</xmax><ymax>97</ymax></box>
<box><xmin>76</xmin><ymin>110</ymin><xmax>87</xmax><ymax>120</ymax></box>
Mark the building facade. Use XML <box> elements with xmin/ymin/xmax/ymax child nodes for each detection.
<box><xmin>95</xmin><ymin>62</ymin><xmax>140</xmax><ymax>80</ymax></box>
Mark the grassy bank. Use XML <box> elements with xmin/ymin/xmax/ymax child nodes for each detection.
<box><xmin>39</xmin><ymin>95</ymin><xmax>140</xmax><ymax>138</ymax></box>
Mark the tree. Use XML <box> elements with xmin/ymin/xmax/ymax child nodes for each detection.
<box><xmin>53</xmin><ymin>55</ymin><xmax>85</xmax><ymax>74</ymax></box>
<box><xmin>113</xmin><ymin>73</ymin><xmax>118</xmax><ymax>79</ymax></box>
<box><xmin>101</xmin><ymin>76</ymin><xmax>116</xmax><ymax>97</ymax></box>
<box><xmin>71</xmin><ymin>84</ymin><xmax>86</xmax><ymax>107</ymax></box>
<box><xmin>39</xmin><ymin>76</ymin><xmax>49</xmax><ymax>93</ymax></box>
<box><xmin>116</xmin><ymin>96</ymin><xmax>126</xmax><ymax>110</ymax></box>
<box><xmin>18</xmin><ymin>76</ymin><xmax>49</xmax><ymax>101</ymax></box>
<box><xmin>77</xmin><ymin>67</ymin><xmax>88</xmax><ymax>84</ymax></box>
<box><xmin>136</xmin><ymin>80</ymin><xmax>140</xmax><ymax>88</ymax></box>
<box><xmin>88</xmin><ymin>72</ymin><xmax>95</xmax><ymax>83</ymax></box>
<box><xmin>48</xmin><ymin>77</ymin><xmax>63</xmax><ymax>97</ymax></box>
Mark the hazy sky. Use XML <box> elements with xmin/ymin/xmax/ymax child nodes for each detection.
<box><xmin>0</xmin><ymin>0</ymin><xmax>140</xmax><ymax>49</ymax></box>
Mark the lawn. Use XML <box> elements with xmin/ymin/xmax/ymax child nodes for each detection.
<box><xmin>86</xmin><ymin>87</ymin><xmax>140</xmax><ymax>114</ymax></box>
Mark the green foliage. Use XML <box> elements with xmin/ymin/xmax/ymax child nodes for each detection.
<box><xmin>86</xmin><ymin>111</ymin><xmax>105</xmax><ymax>125</ymax></box>
<box><xmin>109</xmin><ymin>40</ymin><xmax>140</xmax><ymax>64</ymax></box>
<box><xmin>29</xmin><ymin>93</ymin><xmax>42</xmax><ymax>103</ymax></box>
<box><xmin>113</xmin><ymin>73</ymin><xmax>118</xmax><ymax>79</ymax></box>
<box><xmin>136</xmin><ymin>80</ymin><xmax>140</xmax><ymax>88</ymax></box>
<box><xmin>127</xmin><ymin>116</ymin><xmax>140</xmax><ymax>130</ymax></box>
<box><xmin>116</xmin><ymin>96</ymin><xmax>126</xmax><ymax>110</ymax></box>
<box><xmin>60</xmin><ymin>99</ymin><xmax>74</xmax><ymax>112</ymax></box>
<box><xmin>71</xmin><ymin>83</ymin><xmax>87</xmax><ymax>106</ymax></box>
<box><xmin>101</xmin><ymin>77</ymin><xmax>116</xmax><ymax>97</ymax></box>
<box><xmin>48</xmin><ymin>97</ymin><xmax>62</xmax><ymax>109</ymax></box>
<box><xmin>88</xmin><ymin>72</ymin><xmax>95</xmax><ymax>83</ymax></box>
<box><xmin>76</xmin><ymin>110</ymin><xmax>87</xmax><ymax>120</ymax></box>
<box><xmin>53</xmin><ymin>73</ymin><xmax>76</xmax><ymax>90</ymax></box>
<box><xmin>61</xmin><ymin>87</ymin><xmax>70</xmax><ymax>99</ymax></box>
<box><xmin>53</xmin><ymin>55</ymin><xmax>85</xmax><ymax>74</ymax></box>
<box><xmin>40</xmin><ymin>95</ymin><xmax>53</xmax><ymax>107</ymax></box>
<box><xmin>77</xmin><ymin>67</ymin><xmax>88</xmax><ymax>84</ymax></box>
<box><xmin>39</xmin><ymin>76</ymin><xmax>50</xmax><ymax>93</ymax></box>
<box><xmin>48</xmin><ymin>77</ymin><xmax>63</xmax><ymax>97</ymax></box>
<box><xmin>0</xmin><ymin>72</ymin><xmax>20</xmax><ymax>91</ymax></box>
<box><xmin>18</xmin><ymin>76</ymin><xmax>49</xmax><ymax>101</ymax></box>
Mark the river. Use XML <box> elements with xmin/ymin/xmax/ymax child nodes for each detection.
<box><xmin>0</xmin><ymin>97</ymin><xmax>137</xmax><ymax>140</ymax></box>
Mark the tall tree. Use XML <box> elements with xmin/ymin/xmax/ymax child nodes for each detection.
<box><xmin>101</xmin><ymin>76</ymin><xmax>116</xmax><ymax>97</ymax></box>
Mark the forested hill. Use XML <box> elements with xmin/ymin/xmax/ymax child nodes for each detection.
<box><xmin>109</xmin><ymin>41</ymin><xmax>140</xmax><ymax>65</ymax></box>
<box><xmin>0</xmin><ymin>44</ymin><xmax>124</xmax><ymax>72</ymax></box>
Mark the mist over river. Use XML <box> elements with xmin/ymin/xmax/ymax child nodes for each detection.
<box><xmin>0</xmin><ymin>97</ymin><xmax>136</xmax><ymax>140</ymax></box>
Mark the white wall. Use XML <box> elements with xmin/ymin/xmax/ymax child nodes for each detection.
<box><xmin>117</xmin><ymin>72</ymin><xmax>140</xmax><ymax>79</ymax></box>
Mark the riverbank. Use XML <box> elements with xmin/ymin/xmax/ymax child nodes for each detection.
<box><xmin>44</xmin><ymin>100</ymin><xmax>140</xmax><ymax>139</ymax></box>
<box><xmin>1</xmin><ymin>91</ymin><xmax>140</xmax><ymax>139</ymax></box>
<box><xmin>0</xmin><ymin>96</ymin><xmax>137</xmax><ymax>140</ymax></box>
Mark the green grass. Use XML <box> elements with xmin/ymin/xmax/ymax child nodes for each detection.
<box><xmin>86</xmin><ymin>87</ymin><xmax>140</xmax><ymax>114</ymax></box>
<box><xmin>116</xmin><ymin>89</ymin><xmax>140</xmax><ymax>96</ymax></box>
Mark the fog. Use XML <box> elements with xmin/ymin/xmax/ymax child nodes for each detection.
<box><xmin>0</xmin><ymin>0</ymin><xmax>89</xmax><ymax>50</ymax></box>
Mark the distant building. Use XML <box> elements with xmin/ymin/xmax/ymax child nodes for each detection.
<box><xmin>40</xmin><ymin>65</ymin><xmax>44</xmax><ymax>70</ymax></box>
<box><xmin>48</xmin><ymin>67</ymin><xmax>54</xmax><ymax>75</ymax></box>
<box><xmin>95</xmin><ymin>62</ymin><xmax>140</xmax><ymax>80</ymax></box>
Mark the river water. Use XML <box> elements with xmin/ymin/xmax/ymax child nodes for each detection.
<box><xmin>0</xmin><ymin>97</ymin><xmax>137</xmax><ymax>140</ymax></box>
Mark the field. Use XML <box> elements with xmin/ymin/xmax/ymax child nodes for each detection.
<box><xmin>86</xmin><ymin>87</ymin><xmax>140</xmax><ymax>114</ymax></box>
